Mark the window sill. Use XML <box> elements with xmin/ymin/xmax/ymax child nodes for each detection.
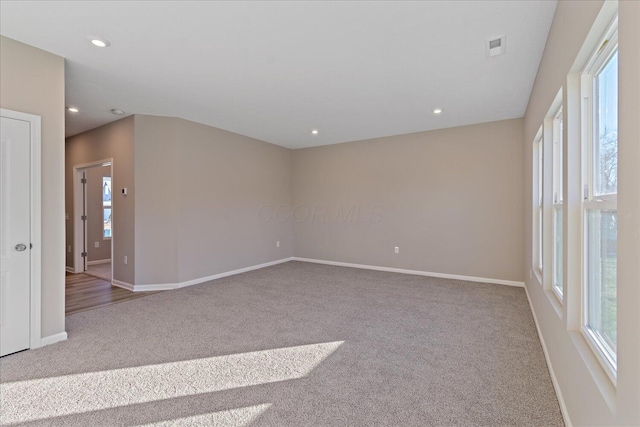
<box><xmin>551</xmin><ymin>285</ymin><xmax>563</xmax><ymax>304</ymax></box>
<box><xmin>544</xmin><ymin>288</ymin><xmax>563</xmax><ymax>320</ymax></box>
<box><xmin>581</xmin><ymin>326</ymin><xmax>617</xmax><ymax>386</ymax></box>
<box><xmin>569</xmin><ymin>330</ymin><xmax>616</xmax><ymax>413</ymax></box>
<box><xmin>533</xmin><ymin>267</ymin><xmax>543</xmax><ymax>286</ymax></box>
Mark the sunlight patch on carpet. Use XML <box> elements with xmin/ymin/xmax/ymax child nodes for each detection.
<box><xmin>134</xmin><ymin>404</ymin><xmax>271</xmax><ymax>427</ymax></box>
<box><xmin>0</xmin><ymin>341</ymin><xmax>343</xmax><ymax>424</ymax></box>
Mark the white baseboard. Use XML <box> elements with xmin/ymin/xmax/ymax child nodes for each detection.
<box><xmin>132</xmin><ymin>257</ymin><xmax>294</xmax><ymax>292</ymax></box>
<box><xmin>87</xmin><ymin>259</ymin><xmax>111</xmax><ymax>266</ymax></box>
<box><xmin>132</xmin><ymin>283</ymin><xmax>175</xmax><ymax>292</ymax></box>
<box><xmin>292</xmin><ymin>257</ymin><xmax>525</xmax><ymax>287</ymax></box>
<box><xmin>112</xmin><ymin>279</ymin><xmax>135</xmax><ymax>291</ymax></box>
<box><xmin>39</xmin><ymin>332</ymin><xmax>68</xmax><ymax>348</ymax></box>
<box><xmin>524</xmin><ymin>285</ymin><xmax>572</xmax><ymax>427</ymax></box>
<box><xmin>65</xmin><ymin>266</ymin><xmax>75</xmax><ymax>274</ymax></box>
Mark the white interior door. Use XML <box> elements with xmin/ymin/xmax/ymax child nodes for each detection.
<box><xmin>0</xmin><ymin>116</ymin><xmax>31</xmax><ymax>357</ymax></box>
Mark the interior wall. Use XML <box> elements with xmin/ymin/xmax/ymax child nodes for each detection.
<box><xmin>523</xmin><ymin>0</ymin><xmax>640</xmax><ymax>424</ymax></box>
<box><xmin>134</xmin><ymin>115</ymin><xmax>293</xmax><ymax>285</ymax></box>
<box><xmin>133</xmin><ymin>115</ymin><xmax>179</xmax><ymax>285</ymax></box>
<box><xmin>85</xmin><ymin>165</ymin><xmax>111</xmax><ymax>262</ymax></box>
<box><xmin>0</xmin><ymin>36</ymin><xmax>65</xmax><ymax>339</ymax></box>
<box><xmin>65</xmin><ymin>116</ymin><xmax>135</xmax><ymax>284</ymax></box>
<box><xmin>292</xmin><ymin>118</ymin><xmax>524</xmax><ymax>282</ymax></box>
<box><xmin>617</xmin><ymin>2</ymin><xmax>640</xmax><ymax>422</ymax></box>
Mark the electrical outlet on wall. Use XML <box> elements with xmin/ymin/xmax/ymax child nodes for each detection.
<box><xmin>124</xmin><ymin>255</ymin><xmax>128</xmax><ymax>265</ymax></box>
<box><xmin>276</xmin><ymin>241</ymin><xmax>280</xmax><ymax>248</ymax></box>
<box><xmin>394</xmin><ymin>247</ymin><xmax>399</xmax><ymax>254</ymax></box>
<box><xmin>68</xmin><ymin>245</ymin><xmax>71</xmax><ymax>253</ymax></box>
<box><xmin>95</xmin><ymin>241</ymin><xmax>99</xmax><ymax>248</ymax></box>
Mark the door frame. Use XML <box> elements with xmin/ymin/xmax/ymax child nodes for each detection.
<box><xmin>72</xmin><ymin>159</ymin><xmax>114</xmax><ymax>281</ymax></box>
<box><xmin>0</xmin><ymin>108</ymin><xmax>42</xmax><ymax>350</ymax></box>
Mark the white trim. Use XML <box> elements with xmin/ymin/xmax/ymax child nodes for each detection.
<box><xmin>40</xmin><ymin>332</ymin><xmax>68</xmax><ymax>347</ymax></box>
<box><xmin>292</xmin><ymin>257</ymin><xmax>525</xmax><ymax>287</ymax></box>
<box><xmin>133</xmin><ymin>283</ymin><xmax>179</xmax><ymax>292</ymax></box>
<box><xmin>131</xmin><ymin>257</ymin><xmax>294</xmax><ymax>292</ymax></box>
<box><xmin>29</xmin><ymin>114</ymin><xmax>42</xmax><ymax>351</ymax></box>
<box><xmin>111</xmin><ymin>279</ymin><xmax>135</xmax><ymax>291</ymax></box>
<box><xmin>87</xmin><ymin>259</ymin><xmax>111</xmax><ymax>266</ymax></box>
<box><xmin>72</xmin><ymin>168</ymin><xmax>82</xmax><ymax>273</ymax></box>
<box><xmin>65</xmin><ymin>266</ymin><xmax>75</xmax><ymax>274</ymax></box>
<box><xmin>126</xmin><ymin>255</ymin><xmax>523</xmax><ymax>292</ymax></box>
<box><xmin>1</xmin><ymin>109</ymin><xmax>42</xmax><ymax>351</ymax></box>
<box><xmin>524</xmin><ymin>285</ymin><xmax>572</xmax><ymax>427</ymax></box>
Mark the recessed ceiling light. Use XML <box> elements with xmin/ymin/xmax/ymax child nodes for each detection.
<box><xmin>111</xmin><ymin>109</ymin><xmax>125</xmax><ymax>115</ymax></box>
<box><xmin>67</xmin><ymin>106</ymin><xmax>79</xmax><ymax>113</ymax></box>
<box><xmin>433</xmin><ymin>108</ymin><xmax>443</xmax><ymax>115</ymax></box>
<box><xmin>311</xmin><ymin>129</ymin><xmax>319</xmax><ymax>135</ymax></box>
<box><xmin>91</xmin><ymin>38</ymin><xmax>110</xmax><ymax>48</ymax></box>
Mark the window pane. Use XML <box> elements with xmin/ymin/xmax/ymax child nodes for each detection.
<box><xmin>538</xmin><ymin>205</ymin><xmax>543</xmax><ymax>269</ymax></box>
<box><xmin>104</xmin><ymin>208</ymin><xmax>112</xmax><ymax>238</ymax></box>
<box><xmin>537</xmin><ymin>140</ymin><xmax>543</xmax><ymax>270</ymax></box>
<box><xmin>557</xmin><ymin>114</ymin><xmax>563</xmax><ymax>202</ymax></box>
<box><xmin>103</xmin><ymin>177</ymin><xmax>112</xmax><ymax>207</ymax></box>
<box><xmin>586</xmin><ymin>209</ymin><xmax>617</xmax><ymax>361</ymax></box>
<box><xmin>553</xmin><ymin>206</ymin><xmax>563</xmax><ymax>295</ymax></box>
<box><xmin>595</xmin><ymin>51</ymin><xmax>618</xmax><ymax>196</ymax></box>
<box><xmin>538</xmin><ymin>141</ymin><xmax>543</xmax><ymax>205</ymax></box>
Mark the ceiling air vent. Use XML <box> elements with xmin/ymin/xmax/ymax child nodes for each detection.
<box><xmin>486</xmin><ymin>35</ymin><xmax>506</xmax><ymax>58</ymax></box>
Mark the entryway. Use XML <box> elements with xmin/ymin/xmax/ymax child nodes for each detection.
<box><xmin>71</xmin><ymin>160</ymin><xmax>113</xmax><ymax>281</ymax></box>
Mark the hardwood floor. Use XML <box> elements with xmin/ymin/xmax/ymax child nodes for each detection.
<box><xmin>66</xmin><ymin>273</ymin><xmax>158</xmax><ymax>316</ymax></box>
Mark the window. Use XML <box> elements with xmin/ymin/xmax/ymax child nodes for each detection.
<box><xmin>581</xmin><ymin>28</ymin><xmax>618</xmax><ymax>376</ymax></box>
<box><xmin>533</xmin><ymin>132</ymin><xmax>543</xmax><ymax>275</ymax></box>
<box><xmin>103</xmin><ymin>176</ymin><xmax>112</xmax><ymax>239</ymax></box>
<box><xmin>552</xmin><ymin>107</ymin><xmax>564</xmax><ymax>299</ymax></box>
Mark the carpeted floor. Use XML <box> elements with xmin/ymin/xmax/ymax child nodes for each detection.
<box><xmin>0</xmin><ymin>261</ymin><xmax>563</xmax><ymax>426</ymax></box>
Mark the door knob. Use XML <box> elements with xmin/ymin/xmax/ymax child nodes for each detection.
<box><xmin>15</xmin><ymin>244</ymin><xmax>27</xmax><ymax>252</ymax></box>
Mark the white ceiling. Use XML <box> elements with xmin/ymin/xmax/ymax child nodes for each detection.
<box><xmin>0</xmin><ymin>1</ymin><xmax>556</xmax><ymax>149</ymax></box>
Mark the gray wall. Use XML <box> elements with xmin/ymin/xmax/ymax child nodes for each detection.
<box><xmin>134</xmin><ymin>115</ymin><xmax>293</xmax><ymax>285</ymax></box>
<box><xmin>292</xmin><ymin>118</ymin><xmax>524</xmax><ymax>282</ymax></box>
<box><xmin>0</xmin><ymin>36</ymin><xmax>65</xmax><ymax>339</ymax></box>
<box><xmin>65</xmin><ymin>116</ymin><xmax>135</xmax><ymax>284</ymax></box>
<box><xmin>617</xmin><ymin>3</ymin><xmax>640</xmax><ymax>422</ymax></box>
<box><xmin>523</xmin><ymin>0</ymin><xmax>640</xmax><ymax>424</ymax></box>
<box><xmin>133</xmin><ymin>116</ymin><xmax>179</xmax><ymax>284</ymax></box>
<box><xmin>86</xmin><ymin>165</ymin><xmax>111</xmax><ymax>262</ymax></box>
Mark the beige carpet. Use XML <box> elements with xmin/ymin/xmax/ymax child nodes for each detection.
<box><xmin>0</xmin><ymin>261</ymin><xmax>563</xmax><ymax>426</ymax></box>
<box><xmin>85</xmin><ymin>262</ymin><xmax>111</xmax><ymax>281</ymax></box>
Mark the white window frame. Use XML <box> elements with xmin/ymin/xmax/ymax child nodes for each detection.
<box><xmin>102</xmin><ymin>176</ymin><xmax>112</xmax><ymax>240</ymax></box>
<box><xmin>533</xmin><ymin>129</ymin><xmax>544</xmax><ymax>279</ymax></box>
<box><xmin>552</xmin><ymin>106</ymin><xmax>564</xmax><ymax>301</ymax></box>
<box><xmin>580</xmin><ymin>22</ymin><xmax>618</xmax><ymax>384</ymax></box>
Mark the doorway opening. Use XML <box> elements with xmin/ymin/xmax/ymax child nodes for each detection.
<box><xmin>72</xmin><ymin>159</ymin><xmax>113</xmax><ymax>282</ymax></box>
